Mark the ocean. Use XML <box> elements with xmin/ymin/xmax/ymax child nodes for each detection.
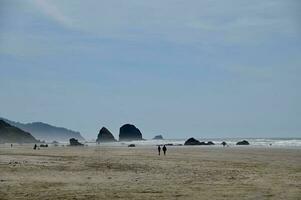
<box><xmin>84</xmin><ymin>138</ymin><xmax>301</xmax><ymax>148</ymax></box>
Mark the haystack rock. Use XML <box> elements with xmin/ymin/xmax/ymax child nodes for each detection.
<box><xmin>184</xmin><ymin>137</ymin><xmax>202</xmax><ymax>145</ymax></box>
<box><xmin>69</xmin><ymin>138</ymin><xmax>83</xmax><ymax>146</ymax></box>
<box><xmin>96</xmin><ymin>127</ymin><xmax>116</xmax><ymax>143</ymax></box>
<box><xmin>119</xmin><ymin>124</ymin><xmax>143</xmax><ymax>141</ymax></box>
<box><xmin>153</xmin><ymin>135</ymin><xmax>163</xmax><ymax>140</ymax></box>
<box><xmin>236</xmin><ymin>140</ymin><xmax>250</xmax><ymax>145</ymax></box>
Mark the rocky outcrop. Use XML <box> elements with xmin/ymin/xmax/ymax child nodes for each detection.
<box><xmin>153</xmin><ymin>135</ymin><xmax>164</xmax><ymax>140</ymax></box>
<box><xmin>236</xmin><ymin>140</ymin><xmax>250</xmax><ymax>145</ymax></box>
<box><xmin>69</xmin><ymin>138</ymin><xmax>83</xmax><ymax>146</ymax></box>
<box><xmin>184</xmin><ymin>137</ymin><xmax>202</xmax><ymax>145</ymax></box>
<box><xmin>206</xmin><ymin>141</ymin><xmax>215</xmax><ymax>145</ymax></box>
<box><xmin>96</xmin><ymin>127</ymin><xmax>116</xmax><ymax>143</ymax></box>
<box><xmin>184</xmin><ymin>138</ymin><xmax>215</xmax><ymax>145</ymax></box>
<box><xmin>128</xmin><ymin>144</ymin><xmax>136</xmax><ymax>147</ymax></box>
<box><xmin>0</xmin><ymin>120</ymin><xmax>38</xmax><ymax>143</ymax></box>
<box><xmin>119</xmin><ymin>124</ymin><xmax>143</xmax><ymax>141</ymax></box>
<box><xmin>221</xmin><ymin>141</ymin><xmax>227</xmax><ymax>146</ymax></box>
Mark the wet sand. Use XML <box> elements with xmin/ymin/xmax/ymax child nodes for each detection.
<box><xmin>0</xmin><ymin>145</ymin><xmax>300</xmax><ymax>199</ymax></box>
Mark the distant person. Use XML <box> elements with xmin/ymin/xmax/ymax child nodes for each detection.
<box><xmin>162</xmin><ymin>145</ymin><xmax>167</xmax><ymax>156</ymax></box>
<box><xmin>222</xmin><ymin>141</ymin><xmax>227</xmax><ymax>147</ymax></box>
<box><xmin>11</xmin><ymin>144</ymin><xmax>13</xmax><ymax>148</ymax></box>
<box><xmin>158</xmin><ymin>145</ymin><xmax>161</xmax><ymax>156</ymax></box>
<box><xmin>33</xmin><ymin>144</ymin><xmax>37</xmax><ymax>150</ymax></box>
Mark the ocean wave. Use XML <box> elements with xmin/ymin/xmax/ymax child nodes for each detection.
<box><xmin>81</xmin><ymin>138</ymin><xmax>301</xmax><ymax>148</ymax></box>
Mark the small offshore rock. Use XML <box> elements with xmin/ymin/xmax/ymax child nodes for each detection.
<box><xmin>236</xmin><ymin>140</ymin><xmax>250</xmax><ymax>145</ymax></box>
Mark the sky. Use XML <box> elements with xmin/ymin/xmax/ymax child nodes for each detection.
<box><xmin>0</xmin><ymin>0</ymin><xmax>300</xmax><ymax>140</ymax></box>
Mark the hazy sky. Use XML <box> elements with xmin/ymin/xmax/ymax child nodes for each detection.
<box><xmin>0</xmin><ymin>0</ymin><xmax>300</xmax><ymax>140</ymax></box>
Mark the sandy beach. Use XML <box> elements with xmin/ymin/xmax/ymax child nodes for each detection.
<box><xmin>0</xmin><ymin>145</ymin><xmax>300</xmax><ymax>200</ymax></box>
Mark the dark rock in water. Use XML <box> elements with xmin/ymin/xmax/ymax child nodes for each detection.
<box><xmin>184</xmin><ymin>138</ymin><xmax>215</xmax><ymax>145</ymax></box>
<box><xmin>236</xmin><ymin>140</ymin><xmax>250</xmax><ymax>145</ymax></box>
<box><xmin>128</xmin><ymin>144</ymin><xmax>136</xmax><ymax>147</ymax></box>
<box><xmin>184</xmin><ymin>137</ymin><xmax>202</xmax><ymax>145</ymax></box>
<box><xmin>69</xmin><ymin>138</ymin><xmax>83</xmax><ymax>146</ymax></box>
<box><xmin>96</xmin><ymin>127</ymin><xmax>116</xmax><ymax>143</ymax></box>
<box><xmin>0</xmin><ymin>120</ymin><xmax>38</xmax><ymax>144</ymax></box>
<box><xmin>119</xmin><ymin>124</ymin><xmax>143</xmax><ymax>141</ymax></box>
<box><xmin>221</xmin><ymin>141</ymin><xmax>227</xmax><ymax>146</ymax></box>
<box><xmin>165</xmin><ymin>143</ymin><xmax>174</xmax><ymax>146</ymax></box>
<box><xmin>153</xmin><ymin>135</ymin><xmax>164</xmax><ymax>140</ymax></box>
<box><xmin>199</xmin><ymin>141</ymin><xmax>215</xmax><ymax>145</ymax></box>
<box><xmin>40</xmin><ymin>144</ymin><xmax>48</xmax><ymax>147</ymax></box>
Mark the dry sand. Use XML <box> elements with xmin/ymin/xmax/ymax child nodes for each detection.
<box><xmin>0</xmin><ymin>145</ymin><xmax>300</xmax><ymax>199</ymax></box>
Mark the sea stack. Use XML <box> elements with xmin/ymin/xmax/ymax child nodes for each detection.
<box><xmin>69</xmin><ymin>138</ymin><xmax>83</xmax><ymax>146</ymax></box>
<box><xmin>96</xmin><ymin>127</ymin><xmax>116</xmax><ymax>143</ymax></box>
<box><xmin>119</xmin><ymin>124</ymin><xmax>143</xmax><ymax>141</ymax></box>
<box><xmin>153</xmin><ymin>135</ymin><xmax>164</xmax><ymax>140</ymax></box>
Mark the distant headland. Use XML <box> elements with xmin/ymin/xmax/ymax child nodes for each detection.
<box><xmin>0</xmin><ymin>117</ymin><xmax>84</xmax><ymax>143</ymax></box>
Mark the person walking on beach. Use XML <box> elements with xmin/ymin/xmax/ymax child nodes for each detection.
<box><xmin>158</xmin><ymin>145</ymin><xmax>161</xmax><ymax>155</ymax></box>
<box><xmin>33</xmin><ymin>144</ymin><xmax>37</xmax><ymax>150</ymax></box>
<box><xmin>222</xmin><ymin>141</ymin><xmax>227</xmax><ymax>147</ymax></box>
<box><xmin>162</xmin><ymin>145</ymin><xmax>167</xmax><ymax>156</ymax></box>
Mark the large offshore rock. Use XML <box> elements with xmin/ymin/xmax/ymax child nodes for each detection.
<box><xmin>96</xmin><ymin>127</ymin><xmax>116</xmax><ymax>143</ymax></box>
<box><xmin>119</xmin><ymin>124</ymin><xmax>143</xmax><ymax>141</ymax></box>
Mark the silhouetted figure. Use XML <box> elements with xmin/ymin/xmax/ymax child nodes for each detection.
<box><xmin>158</xmin><ymin>145</ymin><xmax>161</xmax><ymax>155</ymax></box>
<box><xmin>221</xmin><ymin>141</ymin><xmax>227</xmax><ymax>147</ymax></box>
<box><xmin>162</xmin><ymin>145</ymin><xmax>167</xmax><ymax>155</ymax></box>
<box><xmin>33</xmin><ymin>144</ymin><xmax>37</xmax><ymax>150</ymax></box>
<box><xmin>11</xmin><ymin>144</ymin><xmax>13</xmax><ymax>148</ymax></box>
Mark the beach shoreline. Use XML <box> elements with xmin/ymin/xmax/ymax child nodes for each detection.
<box><xmin>0</xmin><ymin>145</ymin><xmax>300</xmax><ymax>199</ymax></box>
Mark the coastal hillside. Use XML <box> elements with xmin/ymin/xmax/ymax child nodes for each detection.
<box><xmin>0</xmin><ymin>120</ymin><xmax>38</xmax><ymax>143</ymax></box>
<box><xmin>1</xmin><ymin>118</ymin><xmax>85</xmax><ymax>142</ymax></box>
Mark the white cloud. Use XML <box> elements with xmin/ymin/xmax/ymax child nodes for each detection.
<box><xmin>1</xmin><ymin>0</ymin><xmax>300</xmax><ymax>58</ymax></box>
<box><xmin>33</xmin><ymin>0</ymin><xmax>74</xmax><ymax>28</ymax></box>
<box><xmin>29</xmin><ymin>0</ymin><xmax>300</xmax><ymax>46</ymax></box>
